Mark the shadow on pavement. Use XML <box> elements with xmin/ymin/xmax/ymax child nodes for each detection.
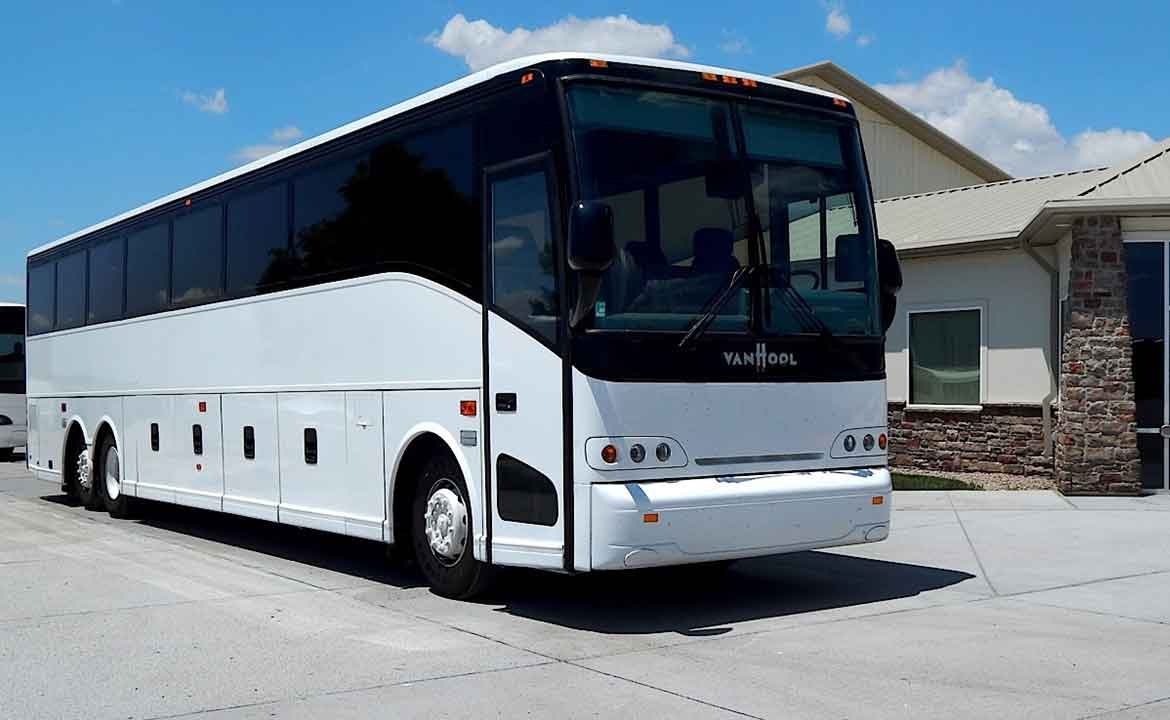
<box><xmin>36</xmin><ymin>494</ymin><xmax>972</xmax><ymax>634</ymax></box>
<box><xmin>123</xmin><ymin>499</ymin><xmax>423</xmax><ymax>588</ymax></box>
<box><xmin>484</xmin><ymin>553</ymin><xmax>975</xmax><ymax>635</ymax></box>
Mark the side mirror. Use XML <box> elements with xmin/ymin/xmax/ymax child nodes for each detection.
<box><xmin>877</xmin><ymin>238</ymin><xmax>902</xmax><ymax>333</ymax></box>
<box><xmin>568</xmin><ymin>201</ymin><xmax>615</xmax><ymax>272</ymax></box>
<box><xmin>834</xmin><ymin>233</ymin><xmax>867</xmax><ymax>283</ymax></box>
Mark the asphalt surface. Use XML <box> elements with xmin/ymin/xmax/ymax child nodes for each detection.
<box><xmin>2</xmin><ymin>457</ymin><xmax>1169</xmax><ymax>719</ymax></box>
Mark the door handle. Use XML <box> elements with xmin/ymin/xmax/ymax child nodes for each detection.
<box><xmin>495</xmin><ymin>393</ymin><xmax>517</xmax><ymax>412</ymax></box>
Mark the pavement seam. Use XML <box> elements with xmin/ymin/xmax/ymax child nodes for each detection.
<box><xmin>136</xmin><ymin>661</ymin><xmax>560</xmax><ymax>720</ymax></box>
<box><xmin>999</xmin><ymin>596</ymin><xmax>1170</xmax><ymax>628</ymax></box>
<box><xmin>990</xmin><ymin>567</ymin><xmax>1170</xmax><ymax>601</ymax></box>
<box><xmin>948</xmin><ymin>492</ymin><xmax>999</xmax><ymax>596</ymax></box>
<box><xmin>1075</xmin><ymin>694</ymin><xmax>1170</xmax><ymax>719</ymax></box>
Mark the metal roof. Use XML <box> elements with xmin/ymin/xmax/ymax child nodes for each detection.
<box><xmin>873</xmin><ymin>167</ymin><xmax>1111</xmax><ymax>252</ymax></box>
<box><xmin>30</xmin><ymin>52</ymin><xmax>845</xmax><ymax>259</ymax></box>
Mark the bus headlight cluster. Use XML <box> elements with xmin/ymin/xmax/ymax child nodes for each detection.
<box><xmin>589</xmin><ymin>437</ymin><xmax>687</xmax><ymax>470</ymax></box>
<box><xmin>831</xmin><ymin>428</ymin><xmax>888</xmax><ymax>458</ymax></box>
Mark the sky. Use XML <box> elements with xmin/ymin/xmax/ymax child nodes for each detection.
<box><xmin>3</xmin><ymin>1</ymin><xmax>1167</xmax><ymax>303</ymax></box>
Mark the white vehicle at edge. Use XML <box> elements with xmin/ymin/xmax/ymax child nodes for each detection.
<box><xmin>0</xmin><ymin>304</ymin><xmax>26</xmax><ymax>459</ymax></box>
<box><xmin>25</xmin><ymin>54</ymin><xmax>902</xmax><ymax>598</ymax></box>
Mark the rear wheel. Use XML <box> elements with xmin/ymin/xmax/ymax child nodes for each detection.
<box><xmin>410</xmin><ymin>454</ymin><xmax>493</xmax><ymax>599</ymax></box>
<box><xmin>75</xmin><ymin>445</ymin><xmax>102</xmax><ymax>510</ymax></box>
<box><xmin>97</xmin><ymin>434</ymin><xmax>132</xmax><ymax>518</ymax></box>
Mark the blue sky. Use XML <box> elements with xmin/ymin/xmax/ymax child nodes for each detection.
<box><xmin>3</xmin><ymin>1</ymin><xmax>1167</xmax><ymax>303</ymax></box>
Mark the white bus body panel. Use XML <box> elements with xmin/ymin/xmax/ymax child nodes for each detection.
<box><xmin>572</xmin><ymin>372</ymin><xmax>889</xmax><ymax>570</ymax></box>
<box><xmin>0</xmin><ymin>394</ymin><xmax>26</xmax><ymax>449</ymax></box>
<box><xmin>485</xmin><ymin>311</ymin><xmax>565</xmax><ymax>569</ymax></box>
<box><xmin>221</xmin><ymin>394</ymin><xmax>280</xmax><ymax>522</ymax></box>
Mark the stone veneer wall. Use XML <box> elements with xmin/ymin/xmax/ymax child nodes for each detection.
<box><xmin>1055</xmin><ymin>215</ymin><xmax>1140</xmax><ymax>494</ymax></box>
<box><xmin>888</xmin><ymin>403</ymin><xmax>1052</xmax><ymax>476</ymax></box>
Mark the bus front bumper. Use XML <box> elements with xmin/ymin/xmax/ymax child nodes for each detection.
<box><xmin>589</xmin><ymin>467</ymin><xmax>891</xmax><ymax>570</ymax></box>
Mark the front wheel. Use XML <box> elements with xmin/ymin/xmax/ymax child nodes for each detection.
<box><xmin>410</xmin><ymin>454</ymin><xmax>493</xmax><ymax>599</ymax></box>
<box><xmin>97</xmin><ymin>434</ymin><xmax>132</xmax><ymax>518</ymax></box>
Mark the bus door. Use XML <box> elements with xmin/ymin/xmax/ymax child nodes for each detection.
<box><xmin>483</xmin><ymin>155</ymin><xmax>566</xmax><ymax>569</ymax></box>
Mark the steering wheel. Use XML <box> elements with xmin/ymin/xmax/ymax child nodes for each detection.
<box><xmin>790</xmin><ymin>269</ymin><xmax>820</xmax><ymax>290</ymax></box>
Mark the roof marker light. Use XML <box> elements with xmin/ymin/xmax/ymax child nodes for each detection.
<box><xmin>720</xmin><ymin>75</ymin><xmax>739</xmax><ymax>85</ymax></box>
<box><xmin>520</xmin><ymin>72</ymin><xmax>534</xmax><ymax>85</ymax></box>
<box><xmin>701</xmin><ymin>72</ymin><xmax>718</xmax><ymax>81</ymax></box>
<box><xmin>741</xmin><ymin>78</ymin><xmax>758</xmax><ymax>88</ymax></box>
<box><xmin>833</xmin><ymin>98</ymin><xmax>849</xmax><ymax>108</ymax></box>
<box><xmin>589</xmin><ymin>59</ymin><xmax>608</xmax><ymax>68</ymax></box>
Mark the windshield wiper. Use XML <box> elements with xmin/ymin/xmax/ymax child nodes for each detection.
<box><xmin>772</xmin><ymin>279</ymin><xmax>831</xmax><ymax>337</ymax></box>
<box><xmin>677</xmin><ymin>265</ymin><xmax>757</xmax><ymax>350</ymax></box>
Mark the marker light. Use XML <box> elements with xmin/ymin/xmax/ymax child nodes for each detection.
<box><xmin>601</xmin><ymin>444</ymin><xmax>618</xmax><ymax>464</ymax></box>
<box><xmin>589</xmin><ymin>59</ymin><xmax>608</xmax><ymax>68</ymax></box>
<box><xmin>843</xmin><ymin>435</ymin><xmax>856</xmax><ymax>452</ymax></box>
<box><xmin>198</xmin><ymin>401</ymin><xmax>207</xmax><ymax>413</ymax></box>
<box><xmin>459</xmin><ymin>400</ymin><xmax>477</xmax><ymax>417</ymax></box>
<box><xmin>863</xmin><ymin>434</ymin><xmax>875</xmax><ymax>451</ymax></box>
<box><xmin>701</xmin><ymin>72</ymin><xmax>718</xmax><ymax>81</ymax></box>
<box><xmin>520</xmin><ymin>72</ymin><xmax>534</xmax><ymax>85</ymax></box>
<box><xmin>872</xmin><ymin>496</ymin><xmax>884</xmax><ymax>505</ymax></box>
<box><xmin>833</xmin><ymin>98</ymin><xmax>849</xmax><ymax>108</ymax></box>
<box><xmin>643</xmin><ymin>512</ymin><xmax>659</xmax><ymax>523</ymax></box>
<box><xmin>741</xmin><ymin>78</ymin><xmax>758</xmax><ymax>88</ymax></box>
<box><xmin>630</xmin><ymin>444</ymin><xmax>646</xmax><ymax>463</ymax></box>
<box><xmin>878</xmin><ymin>433</ymin><xmax>888</xmax><ymax>450</ymax></box>
<box><xmin>656</xmin><ymin>443</ymin><xmax>671</xmax><ymax>462</ymax></box>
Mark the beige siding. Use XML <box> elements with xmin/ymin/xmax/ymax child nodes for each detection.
<box><xmin>1122</xmin><ymin>217</ymin><xmax>1170</xmax><ymax>233</ymax></box>
<box><xmin>885</xmin><ymin>249</ymin><xmax>1054</xmax><ymax>405</ymax></box>
<box><xmin>795</xmin><ymin>76</ymin><xmax>984</xmax><ymax>200</ymax></box>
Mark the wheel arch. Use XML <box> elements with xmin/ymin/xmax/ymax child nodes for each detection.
<box><xmin>91</xmin><ymin>416</ymin><xmax>123</xmax><ymax>466</ymax></box>
<box><xmin>60</xmin><ymin>417</ymin><xmax>91</xmax><ymax>490</ymax></box>
<box><xmin>388</xmin><ymin>424</ymin><xmax>478</xmax><ymax>554</ymax></box>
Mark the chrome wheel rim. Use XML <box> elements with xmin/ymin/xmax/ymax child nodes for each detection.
<box><xmin>423</xmin><ymin>479</ymin><xmax>468</xmax><ymax>567</ymax></box>
<box><xmin>103</xmin><ymin>444</ymin><xmax>121</xmax><ymax>501</ymax></box>
<box><xmin>76</xmin><ymin>448</ymin><xmax>92</xmax><ymax>492</ymax></box>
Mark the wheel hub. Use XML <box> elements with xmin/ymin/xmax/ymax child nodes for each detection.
<box><xmin>424</xmin><ymin>485</ymin><xmax>467</xmax><ymax>565</ymax></box>
<box><xmin>104</xmin><ymin>445</ymin><xmax>121</xmax><ymax>501</ymax></box>
<box><xmin>76</xmin><ymin>448</ymin><xmax>92</xmax><ymax>491</ymax></box>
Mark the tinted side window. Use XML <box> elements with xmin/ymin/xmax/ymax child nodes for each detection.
<box><xmin>478</xmin><ymin>89</ymin><xmax>551</xmax><ymax>167</ymax></box>
<box><xmin>292</xmin><ymin>155</ymin><xmax>371</xmax><ymax>283</ymax></box>
<box><xmin>27</xmin><ymin>262</ymin><xmax>55</xmax><ymax>334</ymax></box>
<box><xmin>55</xmin><ymin>251</ymin><xmax>86</xmax><ymax>330</ymax></box>
<box><xmin>490</xmin><ymin>169</ymin><xmax>558</xmax><ymax>343</ymax></box>
<box><xmin>371</xmin><ymin>120</ymin><xmax>479</xmax><ymax>291</ymax></box>
<box><xmin>88</xmin><ymin>237</ymin><xmax>124</xmax><ymax>324</ymax></box>
<box><xmin>126</xmin><ymin>222</ymin><xmax>169</xmax><ymax>317</ymax></box>
<box><xmin>227</xmin><ymin>182</ymin><xmax>290</xmax><ymax>293</ymax></box>
<box><xmin>172</xmin><ymin>204</ymin><xmax>223</xmax><ymax>306</ymax></box>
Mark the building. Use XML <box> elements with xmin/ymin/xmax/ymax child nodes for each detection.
<box><xmin>778</xmin><ymin>62</ymin><xmax>1170</xmax><ymax>494</ymax></box>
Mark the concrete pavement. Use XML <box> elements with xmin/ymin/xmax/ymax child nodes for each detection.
<box><xmin>1</xmin><ymin>458</ymin><xmax>1168</xmax><ymax>719</ymax></box>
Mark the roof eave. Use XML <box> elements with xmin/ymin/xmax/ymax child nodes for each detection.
<box><xmin>776</xmin><ymin>61</ymin><xmax>1012</xmax><ymax>183</ymax></box>
<box><xmin>1020</xmin><ymin>196</ymin><xmax>1170</xmax><ymax>246</ymax></box>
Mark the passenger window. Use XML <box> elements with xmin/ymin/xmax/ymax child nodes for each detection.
<box><xmin>126</xmin><ymin>222</ymin><xmax>169</xmax><ymax>317</ymax></box>
<box><xmin>490</xmin><ymin>169</ymin><xmax>558</xmax><ymax>343</ymax></box>
<box><xmin>55</xmin><ymin>251</ymin><xmax>87</xmax><ymax>330</ymax></box>
<box><xmin>227</xmin><ymin>183</ymin><xmax>290</xmax><ymax>293</ymax></box>
<box><xmin>292</xmin><ymin>155</ymin><xmax>371</xmax><ymax>283</ymax></box>
<box><xmin>172</xmin><ymin>204</ymin><xmax>224</xmax><ymax>306</ymax></box>
<box><xmin>27</xmin><ymin>263</ymin><xmax>55</xmax><ymax>334</ymax></box>
<box><xmin>88</xmin><ymin>237</ymin><xmax>125</xmax><ymax>324</ymax></box>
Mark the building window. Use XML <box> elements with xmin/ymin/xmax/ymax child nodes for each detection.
<box><xmin>909</xmin><ymin>308</ymin><xmax>981</xmax><ymax>406</ymax></box>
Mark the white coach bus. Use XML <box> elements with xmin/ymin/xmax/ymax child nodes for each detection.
<box><xmin>27</xmin><ymin>54</ymin><xmax>901</xmax><ymax>597</ymax></box>
<box><xmin>0</xmin><ymin>304</ymin><xmax>26</xmax><ymax>459</ymax></box>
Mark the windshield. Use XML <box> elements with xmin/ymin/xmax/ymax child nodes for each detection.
<box><xmin>566</xmin><ymin>84</ymin><xmax>879</xmax><ymax>338</ymax></box>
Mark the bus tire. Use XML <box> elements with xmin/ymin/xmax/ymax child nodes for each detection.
<box><xmin>97</xmin><ymin>434</ymin><xmax>132</xmax><ymax>518</ymax></box>
<box><xmin>0</xmin><ymin>448</ymin><xmax>13</xmax><ymax>461</ymax></box>
<box><xmin>74</xmin><ymin>445</ymin><xmax>102</xmax><ymax>511</ymax></box>
<box><xmin>410</xmin><ymin>453</ymin><xmax>493</xmax><ymax>599</ymax></box>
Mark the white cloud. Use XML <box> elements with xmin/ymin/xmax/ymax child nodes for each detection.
<box><xmin>856</xmin><ymin>33</ymin><xmax>873</xmax><ymax>47</ymax></box>
<box><xmin>270</xmin><ymin>125</ymin><xmax>303</xmax><ymax>143</ymax></box>
<box><xmin>427</xmin><ymin>14</ymin><xmax>690</xmax><ymax>71</ymax></box>
<box><xmin>233</xmin><ymin>125</ymin><xmax>305</xmax><ymax>163</ymax></box>
<box><xmin>875</xmin><ymin>62</ymin><xmax>1157</xmax><ymax>176</ymax></box>
<box><xmin>825</xmin><ymin>4</ymin><xmax>851</xmax><ymax>38</ymax></box>
<box><xmin>181</xmin><ymin>88</ymin><xmax>228</xmax><ymax>114</ymax></box>
<box><xmin>719</xmin><ymin>29</ymin><xmax>751</xmax><ymax>55</ymax></box>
